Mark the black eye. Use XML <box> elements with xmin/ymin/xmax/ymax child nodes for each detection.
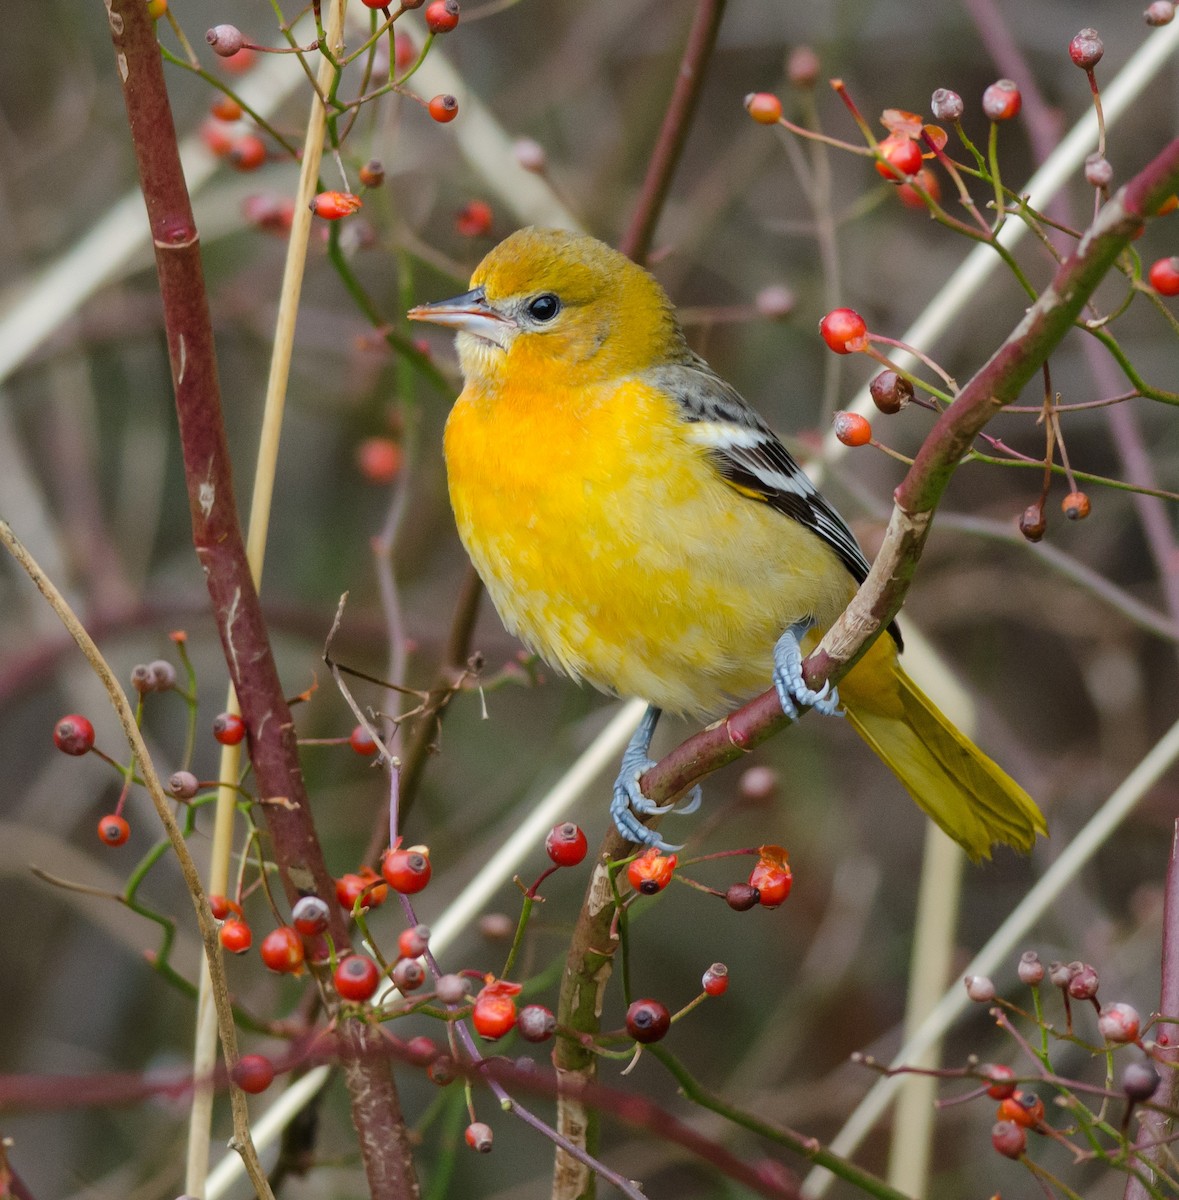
<box><xmin>527</xmin><ymin>293</ymin><xmax>561</xmax><ymax>322</ymax></box>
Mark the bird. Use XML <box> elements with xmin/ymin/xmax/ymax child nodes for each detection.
<box><xmin>408</xmin><ymin>226</ymin><xmax>1045</xmax><ymax>860</ymax></box>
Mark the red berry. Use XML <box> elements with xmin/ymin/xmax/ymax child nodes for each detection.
<box><xmin>517</xmin><ymin>1004</ymin><xmax>556</xmax><ymax>1042</ymax></box>
<box><xmin>292</xmin><ymin>895</ymin><xmax>330</xmax><ymax>936</ymax></box>
<box><xmin>472</xmin><ymin>980</ymin><xmax>521</xmax><ymax>1040</ymax></box>
<box><xmin>545</xmin><ymin>822</ymin><xmax>588</xmax><ymax>867</ymax></box>
<box><xmin>349</xmin><ymin>724</ymin><xmax>379</xmax><ymax>756</ymax></box>
<box><xmin>311</xmin><ymin>191</ymin><xmax>362</xmax><ymax>220</ymax></box>
<box><xmin>833</xmin><ymin>411</ymin><xmax>872</xmax><ymax>448</ymax></box>
<box><xmin>228</xmin><ymin>134</ymin><xmax>267</xmax><ymax>171</ymax></box>
<box><xmin>210</xmin><ymin>95</ymin><xmax>243</xmax><ymax>122</ymax></box>
<box><xmin>425</xmin><ymin>0</ymin><xmax>460</xmax><ymax>32</ymax></box>
<box><xmin>358</xmin><ymin>160</ymin><xmax>385</xmax><ymax>188</ymax></box>
<box><xmin>996</xmin><ymin>1090</ymin><xmax>1045</xmax><ymax>1128</ymax></box>
<box><xmin>356</xmin><ymin>866</ymin><xmax>388</xmax><ymax>907</ymax></box>
<box><xmin>748</xmin><ymin>855</ymin><xmax>792</xmax><ymax>908</ymax></box>
<box><xmin>625</xmin><ymin>998</ymin><xmax>671</xmax><ymax>1044</ymax></box>
<box><xmin>243</xmin><ymin>192</ymin><xmax>295</xmax><ymax>235</ymax></box>
<box><xmin>335</xmin><ymin>954</ymin><xmax>381</xmax><ymax>1002</ymax></box>
<box><xmin>1098</xmin><ymin>1002</ymin><xmax>1142</xmax><ymax>1044</ymax></box>
<box><xmin>200</xmin><ymin>120</ymin><xmax>234</xmax><ymax>157</ymax></box>
<box><xmin>875</xmin><ymin>134</ymin><xmax>923</xmax><ymax>180</ymax></box>
<box><xmin>97</xmin><ymin>814</ymin><xmax>130</xmax><ymax>846</ymax></box>
<box><xmin>259</xmin><ymin>925</ymin><xmax>304</xmax><ymax>974</ymax></box>
<box><xmin>428</xmin><ymin>94</ymin><xmax>459</xmax><ymax>123</ymax></box>
<box><xmin>819</xmin><ymin>307</ymin><xmax>868</xmax><ymax>354</ymax></box>
<box><xmin>209</xmin><ymin>894</ymin><xmax>241</xmax><ymax>921</ymax></box>
<box><xmin>212</xmin><ymin>712</ymin><xmax>246</xmax><ymax>745</ymax></box>
<box><xmin>394</xmin><ymin>34</ymin><xmax>417</xmax><ymax>72</ymax></box>
<box><xmin>465</xmin><ymin>1121</ymin><xmax>493</xmax><ymax>1152</ymax></box>
<box><xmin>455</xmin><ymin>199</ymin><xmax>494</xmax><ymax>237</ymax></box>
<box><xmin>981</xmin><ymin>1063</ymin><xmax>1017</xmax><ymax>1099</ymax></box>
<box><xmin>221</xmin><ymin>47</ymin><xmax>257</xmax><ymax>75</ymax></box>
<box><xmin>54</xmin><ymin>714</ymin><xmax>95</xmax><ymax>756</ymax></box>
<box><xmin>744</xmin><ymin>92</ymin><xmax>783</xmax><ymax>124</ymax></box>
<box><xmin>897</xmin><ymin>167</ymin><xmax>941</xmax><ymax>210</ymax></box>
<box><xmin>982</xmin><ymin>79</ymin><xmax>1021</xmax><ymax>122</ymax></box>
<box><xmin>219</xmin><ymin>918</ymin><xmax>253</xmax><ymax>954</ymax></box>
<box><xmin>702</xmin><ymin>963</ymin><xmax>729</xmax><ymax>996</ymax></box>
<box><xmin>206</xmin><ymin>24</ymin><xmax>245</xmax><ymax>57</ymax></box>
<box><xmin>1069</xmin><ymin>28</ymin><xmax>1104</xmax><ymax>69</ymax></box>
<box><xmin>356</xmin><ymin>436</ymin><xmax>403</xmax><ymax>484</ymax></box>
<box><xmin>405</xmin><ymin>1035</ymin><xmax>438</xmax><ymax>1063</ymax></box>
<box><xmin>397</xmin><ymin>923</ymin><xmax>431</xmax><ymax>959</ymax></box>
<box><xmin>1067</xmin><ymin>961</ymin><xmax>1100</xmax><ymax>999</ymax></box>
<box><xmin>232</xmin><ymin>1054</ymin><xmax>275</xmax><ymax>1094</ymax></box>
<box><xmin>382</xmin><ymin>846</ymin><xmax>432</xmax><ymax>894</ymax></box>
<box><xmin>391</xmin><ymin>958</ymin><xmax>427</xmax><ymax>992</ymax></box>
<box><xmin>991</xmin><ymin>1119</ymin><xmax>1027</xmax><ymax>1160</ymax></box>
<box><xmin>1148</xmin><ymin>256</ymin><xmax>1179</xmax><ymax>295</ymax></box>
<box><xmin>336</xmin><ymin>873</ymin><xmax>367</xmax><ymax>910</ymax></box>
<box><xmin>787</xmin><ymin>47</ymin><xmax>819</xmax><ymax>88</ymax></box>
<box><xmin>1062</xmin><ymin>491</ymin><xmax>1091</xmax><ymax>521</ymax></box>
<box><xmin>360</xmin><ymin>0</ymin><xmax>388</xmax><ymax>7</ymax></box>
<box><xmin>626</xmin><ymin>847</ymin><xmax>678</xmax><ymax>895</ymax></box>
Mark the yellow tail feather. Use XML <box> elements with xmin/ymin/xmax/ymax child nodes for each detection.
<box><xmin>839</xmin><ymin>638</ymin><xmax>1046</xmax><ymax>861</ymax></box>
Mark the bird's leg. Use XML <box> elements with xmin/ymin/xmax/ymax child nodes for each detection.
<box><xmin>610</xmin><ymin>704</ymin><xmax>700</xmax><ymax>850</ymax></box>
<box><xmin>772</xmin><ymin>621</ymin><xmax>841</xmax><ymax>719</ymax></box>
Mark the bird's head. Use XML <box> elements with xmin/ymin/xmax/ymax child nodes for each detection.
<box><xmin>407</xmin><ymin>227</ymin><xmax>688</xmax><ymax>389</ymax></box>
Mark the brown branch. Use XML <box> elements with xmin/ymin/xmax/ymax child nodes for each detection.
<box><xmin>103</xmin><ymin>2</ymin><xmax>418</xmax><ymax>1195</ymax></box>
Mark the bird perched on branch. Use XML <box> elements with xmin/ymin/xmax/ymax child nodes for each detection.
<box><xmin>409</xmin><ymin>226</ymin><xmax>1045</xmax><ymax>859</ymax></box>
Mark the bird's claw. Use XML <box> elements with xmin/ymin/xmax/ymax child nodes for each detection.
<box><xmin>773</xmin><ymin>625</ymin><xmax>842</xmax><ymax>719</ymax></box>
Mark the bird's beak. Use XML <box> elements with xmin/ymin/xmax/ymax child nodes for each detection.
<box><xmin>406</xmin><ymin>287</ymin><xmax>516</xmax><ymax>349</ymax></box>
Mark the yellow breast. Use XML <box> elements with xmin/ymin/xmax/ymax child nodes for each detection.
<box><xmin>443</xmin><ymin>375</ymin><xmax>854</xmax><ymax>717</ymax></box>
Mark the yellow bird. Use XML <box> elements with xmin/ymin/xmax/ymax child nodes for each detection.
<box><xmin>409</xmin><ymin>227</ymin><xmax>1045</xmax><ymax>859</ymax></box>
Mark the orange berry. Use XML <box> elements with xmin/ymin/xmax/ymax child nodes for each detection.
<box><xmin>982</xmin><ymin>79</ymin><xmax>1021</xmax><ymax>121</ymax></box>
<box><xmin>356</xmin><ymin>436</ymin><xmax>403</xmax><ymax>483</ymax></box>
<box><xmin>200</xmin><ymin>119</ymin><xmax>234</xmax><ymax>157</ymax></box>
<box><xmin>744</xmin><ymin>92</ymin><xmax>783</xmax><ymax>124</ymax></box>
<box><xmin>311</xmin><ymin>190</ymin><xmax>363</xmax><ymax>219</ymax></box>
<box><xmin>833</xmin><ymin>411</ymin><xmax>871</xmax><ymax>447</ymax></box>
<box><xmin>455</xmin><ymin>199</ymin><xmax>493</xmax><ymax>237</ymax></box>
<box><xmin>996</xmin><ymin>1090</ymin><xmax>1044</xmax><ymax>1128</ymax></box>
<box><xmin>210</xmin><ymin>95</ymin><xmax>243</xmax><ymax>122</ymax></box>
<box><xmin>228</xmin><ymin>134</ymin><xmax>266</xmax><ymax>171</ymax></box>
<box><xmin>1061</xmin><ymin>490</ymin><xmax>1091</xmax><ymax>520</ymax></box>
<box><xmin>428</xmin><ymin>94</ymin><xmax>459</xmax><ymax>123</ymax></box>
<box><xmin>626</xmin><ymin>847</ymin><xmax>678</xmax><ymax>895</ymax></box>
<box><xmin>897</xmin><ymin>167</ymin><xmax>941</xmax><ymax>209</ymax></box>
<box><xmin>819</xmin><ymin>307</ymin><xmax>868</xmax><ymax>354</ymax></box>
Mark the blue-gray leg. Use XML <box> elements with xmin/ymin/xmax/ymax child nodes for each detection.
<box><xmin>772</xmin><ymin>621</ymin><xmax>841</xmax><ymax>719</ymax></box>
<box><xmin>610</xmin><ymin>704</ymin><xmax>701</xmax><ymax>850</ymax></box>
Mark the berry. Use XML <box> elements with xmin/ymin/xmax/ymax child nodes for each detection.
<box><xmin>1098</xmin><ymin>1002</ymin><xmax>1141</xmax><ymax>1044</ymax></box>
<box><xmin>1019</xmin><ymin>504</ymin><xmax>1046</xmax><ymax>542</ymax></box>
<box><xmin>349</xmin><ymin>724</ymin><xmax>379</xmax><ymax>756</ymax></box>
<box><xmin>1048</xmin><ymin>960</ymin><xmax>1072</xmax><ymax>988</ymax></box>
<box><xmin>436</xmin><ymin>974</ymin><xmax>470</xmax><ymax>1005</ymax></box>
<box><xmin>991</xmin><ymin>1119</ymin><xmax>1027</xmax><ymax>1160</ymax></box>
<box><xmin>1069</xmin><ymin>28</ymin><xmax>1104</xmax><ymax>69</ymax></box>
<box><xmin>229</xmin><ymin>137</ymin><xmax>265</xmax><ymax>172</ymax></box>
<box><xmin>359</xmin><ymin>160</ymin><xmax>385</xmax><ymax>189</ymax></box>
<box><xmin>456</xmin><ymin>199</ymin><xmax>494</xmax><ymax>237</ymax></box>
<box><xmin>54</xmin><ymin>714</ymin><xmax>96</xmax><ymax>756</ymax></box>
<box><xmin>391</xmin><ymin>958</ymin><xmax>426</xmax><ymax>992</ymax></box>
<box><xmin>219</xmin><ymin>918</ymin><xmax>252</xmax><ymax>954</ymax></box>
<box><xmin>738</xmin><ymin>765</ymin><xmax>778</xmax><ymax>800</ymax></box>
<box><xmin>982</xmin><ymin>80</ymin><xmax>1021</xmax><ymax>122</ymax></box>
<box><xmin>1145</xmin><ymin>1</ymin><xmax>1175</xmax><ymax>25</ymax></box>
<box><xmin>209</xmin><ymin>894</ymin><xmax>241</xmax><ymax>921</ymax></box>
<box><xmin>232</xmin><ymin>1054</ymin><xmax>275</xmax><ymax>1094</ymax></box>
<box><xmin>97</xmin><ymin>814</ymin><xmax>131</xmax><ymax>846</ymax></box>
<box><xmin>996</xmin><ymin>1090</ymin><xmax>1045</xmax><ymax>1128</ymax></box>
<box><xmin>428</xmin><ymin>94</ymin><xmax>459</xmax><ymax>123</ymax></box>
<box><xmin>131</xmin><ymin>664</ymin><xmax>155</xmax><ymax>694</ymax></box>
<box><xmin>425</xmin><ymin>0</ymin><xmax>460</xmax><ymax>33</ymax></box>
<box><xmin>545</xmin><ymin>822</ymin><xmax>588</xmax><ymax>867</ymax></box>
<box><xmin>754</xmin><ymin>285</ymin><xmax>795</xmax><ymax>319</ymax></box>
<box><xmin>1017</xmin><ymin>950</ymin><xmax>1044</xmax><ymax>985</ymax></box>
<box><xmin>356</xmin><ymin>436</ymin><xmax>404</xmax><ymax>484</ymax></box>
<box><xmin>897</xmin><ymin>168</ymin><xmax>941</xmax><ymax>210</ymax></box>
<box><xmin>1062</xmin><ymin>490</ymin><xmax>1091</xmax><ymax>520</ymax></box>
<box><xmin>334</xmin><ymin>954</ymin><xmax>380</xmax><ymax>1002</ymax></box>
<box><xmin>965</xmin><ymin>974</ymin><xmax>997</xmax><ymax>1003</ymax></box>
<box><xmin>405</xmin><ymin>1035</ymin><xmax>438</xmax><ymax>1064</ymax></box>
<box><xmin>517</xmin><ymin>1004</ymin><xmax>556</xmax><ymax>1042</ymax></box>
<box><xmin>627</xmin><ymin>847</ymin><xmax>678</xmax><ymax>895</ymax></box>
<box><xmin>725</xmin><ymin>882</ymin><xmax>760</xmax><ymax>911</ymax></box>
<box><xmin>210</xmin><ymin>95</ymin><xmax>243</xmax><ymax>122</ymax></box>
<box><xmin>356</xmin><ymin>866</ymin><xmax>387</xmax><ymax>906</ymax></box>
<box><xmin>292</xmin><ymin>895</ymin><xmax>330</xmax><ymax>936</ymax></box>
<box><xmin>1148</xmin><ymin>256</ymin><xmax>1179</xmax><ymax>295</ymax></box>
<box><xmin>870</xmin><ymin>370</ymin><xmax>913</xmax><ymax>414</ymax></box>
<box><xmin>1085</xmin><ymin>153</ymin><xmax>1113</xmax><ymax>188</ymax></box>
<box><xmin>259</xmin><ymin>925</ymin><xmax>304</xmax><ymax>974</ymax></box>
<box><xmin>382</xmin><ymin>846</ymin><xmax>432</xmax><ymax>894</ymax></box>
<box><xmin>200</xmin><ymin>120</ymin><xmax>234</xmax><ymax>157</ymax></box>
<box><xmin>206</xmin><ymin>25</ymin><xmax>245</xmax><ymax>57</ymax></box>
<box><xmin>221</xmin><ymin>47</ymin><xmax>257</xmax><ymax>75</ymax></box>
<box><xmin>479</xmin><ymin>912</ymin><xmax>514</xmax><ymax>939</ymax></box>
<box><xmin>394</xmin><ymin>35</ymin><xmax>417</xmax><ymax>72</ymax></box>
<box><xmin>465</xmin><ymin>1122</ymin><xmax>493</xmax><ymax>1152</ymax></box>
<box><xmin>626</xmin><ymin>998</ymin><xmax>671</xmax><ymax>1044</ymax></box>
<box><xmin>819</xmin><ymin>307</ymin><xmax>868</xmax><ymax>354</ymax></box>
<box><xmin>748</xmin><ymin>854</ymin><xmax>792</xmax><ymax>908</ymax></box>
<box><xmin>1122</xmin><ymin>1058</ymin><xmax>1161</xmax><ymax>1101</ymax></box>
<box><xmin>397</xmin><ymin>924</ymin><xmax>431</xmax><ymax>959</ymax></box>
<box><xmin>212</xmin><ymin>712</ymin><xmax>246</xmax><ymax>746</ymax></box>
<box><xmin>336</xmin><ymin>872</ymin><xmax>368</xmax><ymax>910</ymax></box>
<box><xmin>360</xmin><ymin>0</ymin><xmax>389</xmax><ymax>7</ymax></box>
<box><xmin>930</xmin><ymin>88</ymin><xmax>963</xmax><ymax>122</ymax></box>
<box><xmin>702</xmin><ymin>963</ymin><xmax>729</xmax><ymax>996</ymax></box>
<box><xmin>428</xmin><ymin>1058</ymin><xmax>456</xmax><ymax>1085</ymax></box>
<box><xmin>874</xmin><ymin>134</ymin><xmax>923</xmax><ymax>180</ymax></box>
<box><xmin>787</xmin><ymin>46</ymin><xmax>819</xmax><ymax>89</ymax></box>
<box><xmin>981</xmin><ymin>1063</ymin><xmax>1017</xmax><ymax>1099</ymax></box>
<box><xmin>146</xmin><ymin>0</ymin><xmax>167</xmax><ymax>19</ymax></box>
<box><xmin>513</xmin><ymin>138</ymin><xmax>546</xmax><ymax>173</ymax></box>
<box><xmin>833</xmin><ymin>411</ymin><xmax>872</xmax><ymax>447</ymax></box>
<box><xmin>311</xmin><ymin>191</ymin><xmax>362</xmax><ymax>220</ymax></box>
<box><xmin>744</xmin><ymin>93</ymin><xmax>783</xmax><ymax>124</ymax></box>
<box><xmin>472</xmin><ymin>980</ymin><xmax>521</xmax><ymax>1040</ymax></box>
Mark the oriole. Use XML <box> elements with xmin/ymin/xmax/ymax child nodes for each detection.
<box><xmin>408</xmin><ymin>227</ymin><xmax>1045</xmax><ymax>860</ymax></box>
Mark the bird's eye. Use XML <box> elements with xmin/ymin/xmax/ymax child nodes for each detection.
<box><xmin>526</xmin><ymin>293</ymin><xmax>561</xmax><ymax>322</ymax></box>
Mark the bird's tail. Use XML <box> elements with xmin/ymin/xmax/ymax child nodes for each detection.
<box><xmin>838</xmin><ymin>637</ymin><xmax>1046</xmax><ymax>861</ymax></box>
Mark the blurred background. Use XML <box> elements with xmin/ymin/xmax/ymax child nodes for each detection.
<box><xmin>1</xmin><ymin>0</ymin><xmax>1177</xmax><ymax>1196</ymax></box>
